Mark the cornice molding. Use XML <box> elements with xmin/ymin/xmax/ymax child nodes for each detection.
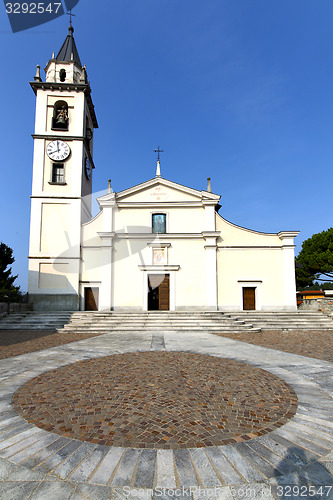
<box><xmin>138</xmin><ymin>265</ymin><xmax>180</xmax><ymax>271</ymax></box>
<box><xmin>28</xmin><ymin>256</ymin><xmax>80</xmax><ymax>260</ymax></box>
<box><xmin>116</xmin><ymin>202</ymin><xmax>204</xmax><ymax>209</ymax></box>
<box><xmin>202</xmin><ymin>231</ymin><xmax>220</xmax><ymax>239</ymax></box>
<box><xmin>114</xmin><ymin>233</ymin><xmax>204</xmax><ymax>240</ymax></box>
<box><xmin>80</xmin><ymin>281</ymin><xmax>102</xmax><ymax>284</ymax></box>
<box><xmin>147</xmin><ymin>243</ymin><xmax>172</xmax><ymax>248</ymax></box>
<box><xmin>278</xmin><ymin>231</ymin><xmax>300</xmax><ymax>240</ymax></box>
<box><xmin>237</xmin><ymin>280</ymin><xmax>263</xmax><ymax>283</ymax></box>
<box><xmin>33</xmin><ymin>134</ymin><xmax>84</xmax><ymax>140</ymax></box>
<box><xmin>217</xmin><ymin>245</ymin><xmax>285</xmax><ymax>250</ymax></box>
<box><xmin>97</xmin><ymin>232</ymin><xmax>116</xmax><ymax>239</ymax></box>
<box><xmin>30</xmin><ymin>196</ymin><xmax>81</xmax><ymax>200</ymax></box>
<box><xmin>115</xmin><ymin>177</ymin><xmax>221</xmax><ymax>203</ymax></box>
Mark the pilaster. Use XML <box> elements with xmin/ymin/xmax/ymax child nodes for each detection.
<box><xmin>98</xmin><ymin>233</ymin><xmax>114</xmax><ymax>311</ymax></box>
<box><xmin>202</xmin><ymin>200</ymin><xmax>217</xmax><ymax>231</ymax></box>
<box><xmin>202</xmin><ymin>231</ymin><xmax>220</xmax><ymax>310</ymax></box>
<box><xmin>278</xmin><ymin>232</ymin><xmax>299</xmax><ymax>311</ymax></box>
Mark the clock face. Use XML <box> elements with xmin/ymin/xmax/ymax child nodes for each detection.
<box><xmin>85</xmin><ymin>157</ymin><xmax>92</xmax><ymax>180</ymax></box>
<box><xmin>47</xmin><ymin>140</ymin><xmax>71</xmax><ymax>162</ymax></box>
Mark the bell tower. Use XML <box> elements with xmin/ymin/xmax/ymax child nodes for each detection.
<box><xmin>28</xmin><ymin>26</ymin><xmax>98</xmax><ymax>311</ymax></box>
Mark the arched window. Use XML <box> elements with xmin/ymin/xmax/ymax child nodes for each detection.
<box><xmin>52</xmin><ymin>101</ymin><xmax>69</xmax><ymax>130</ymax></box>
<box><xmin>59</xmin><ymin>69</ymin><xmax>66</xmax><ymax>82</ymax></box>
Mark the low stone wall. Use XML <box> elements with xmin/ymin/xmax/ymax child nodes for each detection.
<box><xmin>317</xmin><ymin>297</ymin><xmax>333</xmax><ymax>317</ymax></box>
<box><xmin>28</xmin><ymin>294</ymin><xmax>79</xmax><ymax>311</ymax></box>
<box><xmin>0</xmin><ymin>302</ymin><xmax>33</xmax><ymax>318</ymax></box>
<box><xmin>299</xmin><ymin>297</ymin><xmax>333</xmax><ymax>317</ymax></box>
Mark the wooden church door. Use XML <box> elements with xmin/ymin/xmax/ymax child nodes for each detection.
<box><xmin>85</xmin><ymin>287</ymin><xmax>99</xmax><ymax>311</ymax></box>
<box><xmin>148</xmin><ymin>275</ymin><xmax>170</xmax><ymax>311</ymax></box>
<box><xmin>243</xmin><ymin>287</ymin><xmax>256</xmax><ymax>310</ymax></box>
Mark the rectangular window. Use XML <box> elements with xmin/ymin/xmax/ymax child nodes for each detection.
<box><xmin>152</xmin><ymin>213</ymin><xmax>166</xmax><ymax>234</ymax></box>
<box><xmin>52</xmin><ymin>163</ymin><xmax>65</xmax><ymax>184</ymax></box>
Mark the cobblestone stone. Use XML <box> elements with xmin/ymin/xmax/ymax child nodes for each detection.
<box><xmin>213</xmin><ymin>329</ymin><xmax>333</xmax><ymax>362</ymax></box>
<box><xmin>0</xmin><ymin>330</ymin><xmax>108</xmax><ymax>360</ymax></box>
<box><xmin>13</xmin><ymin>352</ymin><xmax>297</xmax><ymax>449</ymax></box>
<box><xmin>0</xmin><ymin>328</ymin><xmax>332</xmax><ymax>496</ymax></box>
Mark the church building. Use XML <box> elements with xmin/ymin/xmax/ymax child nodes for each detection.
<box><xmin>28</xmin><ymin>27</ymin><xmax>299</xmax><ymax>313</ymax></box>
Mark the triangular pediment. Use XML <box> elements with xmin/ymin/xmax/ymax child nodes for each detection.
<box><xmin>113</xmin><ymin>177</ymin><xmax>220</xmax><ymax>204</ymax></box>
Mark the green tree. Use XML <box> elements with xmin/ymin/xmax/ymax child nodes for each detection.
<box><xmin>0</xmin><ymin>243</ymin><xmax>22</xmax><ymax>302</ymax></box>
<box><xmin>296</xmin><ymin>228</ymin><xmax>333</xmax><ymax>288</ymax></box>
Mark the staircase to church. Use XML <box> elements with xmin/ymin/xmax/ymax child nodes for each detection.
<box><xmin>59</xmin><ymin>311</ymin><xmax>260</xmax><ymax>334</ymax></box>
<box><xmin>0</xmin><ymin>310</ymin><xmax>332</xmax><ymax>334</ymax></box>
<box><xmin>0</xmin><ymin>312</ymin><xmax>73</xmax><ymax>331</ymax></box>
<box><xmin>227</xmin><ymin>311</ymin><xmax>333</xmax><ymax>330</ymax></box>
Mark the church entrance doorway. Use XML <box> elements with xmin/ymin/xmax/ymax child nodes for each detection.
<box><xmin>84</xmin><ymin>287</ymin><xmax>99</xmax><ymax>311</ymax></box>
<box><xmin>148</xmin><ymin>274</ymin><xmax>170</xmax><ymax>311</ymax></box>
<box><xmin>243</xmin><ymin>287</ymin><xmax>256</xmax><ymax>310</ymax></box>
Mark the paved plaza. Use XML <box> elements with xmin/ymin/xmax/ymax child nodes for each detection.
<box><xmin>0</xmin><ymin>329</ymin><xmax>332</xmax><ymax>499</ymax></box>
<box><xmin>13</xmin><ymin>352</ymin><xmax>297</xmax><ymax>449</ymax></box>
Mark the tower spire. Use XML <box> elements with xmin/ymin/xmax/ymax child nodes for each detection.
<box><xmin>154</xmin><ymin>146</ymin><xmax>164</xmax><ymax>178</ymax></box>
<box><xmin>156</xmin><ymin>161</ymin><xmax>161</xmax><ymax>178</ymax></box>
<box><xmin>56</xmin><ymin>23</ymin><xmax>82</xmax><ymax>66</ymax></box>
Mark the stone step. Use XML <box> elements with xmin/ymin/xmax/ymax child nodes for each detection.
<box><xmin>231</xmin><ymin>313</ymin><xmax>332</xmax><ymax>318</ymax></box>
<box><xmin>231</xmin><ymin>319</ymin><xmax>332</xmax><ymax>324</ymax></box>
<box><xmin>2</xmin><ymin>310</ymin><xmax>331</xmax><ymax>333</ymax></box>
<box><xmin>229</xmin><ymin>313</ymin><xmax>331</xmax><ymax>318</ymax></box>
<box><xmin>58</xmin><ymin>310</ymin><xmax>257</xmax><ymax>334</ymax></box>
<box><xmin>0</xmin><ymin>313</ymin><xmax>72</xmax><ymax>317</ymax></box>
<box><xmin>227</xmin><ymin>311</ymin><xmax>333</xmax><ymax>330</ymax></box>
<box><xmin>61</xmin><ymin>328</ymin><xmax>262</xmax><ymax>334</ymax></box>
<box><xmin>0</xmin><ymin>317</ymin><xmax>72</xmax><ymax>322</ymax></box>
<box><xmin>66</xmin><ymin>320</ymin><xmax>226</xmax><ymax>325</ymax></box>
<box><xmin>61</xmin><ymin>326</ymin><xmax>256</xmax><ymax>333</ymax></box>
<box><xmin>0</xmin><ymin>318</ymin><xmax>68</xmax><ymax>322</ymax></box>
<box><xmin>0</xmin><ymin>312</ymin><xmax>73</xmax><ymax>331</ymax></box>
<box><xmin>67</xmin><ymin>314</ymin><xmax>234</xmax><ymax>318</ymax></box>
<box><xmin>59</xmin><ymin>310</ymin><xmax>333</xmax><ymax>335</ymax></box>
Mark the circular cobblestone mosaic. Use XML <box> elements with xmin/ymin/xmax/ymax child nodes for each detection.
<box><xmin>13</xmin><ymin>352</ymin><xmax>298</xmax><ymax>449</ymax></box>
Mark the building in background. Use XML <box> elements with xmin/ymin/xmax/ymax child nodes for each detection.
<box><xmin>28</xmin><ymin>27</ymin><xmax>299</xmax><ymax>312</ymax></box>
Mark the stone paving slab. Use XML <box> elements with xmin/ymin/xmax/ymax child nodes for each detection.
<box><xmin>134</xmin><ymin>449</ymin><xmax>156</xmax><ymax>489</ymax></box>
<box><xmin>88</xmin><ymin>447</ymin><xmax>125</xmax><ymax>486</ymax></box>
<box><xmin>0</xmin><ymin>330</ymin><xmax>332</xmax><ymax>499</ymax></box>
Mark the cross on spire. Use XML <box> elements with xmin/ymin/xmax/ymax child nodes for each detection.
<box><xmin>154</xmin><ymin>146</ymin><xmax>164</xmax><ymax>162</ymax></box>
<box><xmin>66</xmin><ymin>9</ymin><xmax>76</xmax><ymax>27</ymax></box>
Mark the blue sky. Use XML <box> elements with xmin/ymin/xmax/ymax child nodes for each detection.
<box><xmin>1</xmin><ymin>0</ymin><xmax>332</xmax><ymax>292</ymax></box>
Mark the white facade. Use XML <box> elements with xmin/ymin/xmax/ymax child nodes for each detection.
<box><xmin>28</xmin><ymin>28</ymin><xmax>299</xmax><ymax>312</ymax></box>
<box><xmin>77</xmin><ymin>176</ymin><xmax>298</xmax><ymax>312</ymax></box>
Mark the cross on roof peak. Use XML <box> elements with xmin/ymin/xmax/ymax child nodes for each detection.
<box><xmin>154</xmin><ymin>146</ymin><xmax>164</xmax><ymax>162</ymax></box>
<box><xmin>66</xmin><ymin>9</ymin><xmax>76</xmax><ymax>28</ymax></box>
